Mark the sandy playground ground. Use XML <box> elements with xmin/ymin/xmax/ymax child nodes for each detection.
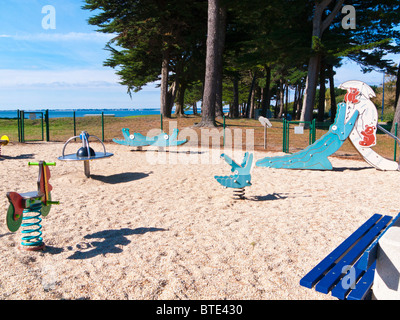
<box><xmin>0</xmin><ymin>140</ymin><xmax>399</xmax><ymax>300</ymax></box>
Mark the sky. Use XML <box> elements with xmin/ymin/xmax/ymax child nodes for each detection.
<box><xmin>0</xmin><ymin>0</ymin><xmax>399</xmax><ymax>111</ymax></box>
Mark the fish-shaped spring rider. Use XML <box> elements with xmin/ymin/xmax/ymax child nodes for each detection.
<box><xmin>214</xmin><ymin>152</ymin><xmax>253</xmax><ymax>199</ymax></box>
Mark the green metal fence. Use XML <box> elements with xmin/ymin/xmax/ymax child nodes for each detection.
<box><xmin>17</xmin><ymin>109</ymin><xmax>108</xmax><ymax>143</ymax></box>
<box><xmin>18</xmin><ymin>110</ymin><xmax>45</xmax><ymax>143</ymax></box>
<box><xmin>6</xmin><ymin>109</ymin><xmax>400</xmax><ymax>163</ymax></box>
<box><xmin>282</xmin><ymin>119</ymin><xmax>316</xmax><ymax>153</ymax></box>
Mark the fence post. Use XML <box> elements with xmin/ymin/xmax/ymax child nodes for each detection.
<box><xmin>73</xmin><ymin>111</ymin><xmax>76</xmax><ymax>138</ymax></box>
<box><xmin>282</xmin><ymin>119</ymin><xmax>286</xmax><ymax>153</ymax></box>
<box><xmin>45</xmin><ymin>109</ymin><xmax>50</xmax><ymax>142</ymax></box>
<box><xmin>21</xmin><ymin>110</ymin><xmax>25</xmax><ymax>143</ymax></box>
<box><xmin>41</xmin><ymin>112</ymin><xmax>44</xmax><ymax>141</ymax></box>
<box><xmin>101</xmin><ymin>112</ymin><xmax>105</xmax><ymax>142</ymax></box>
<box><xmin>312</xmin><ymin>119</ymin><xmax>316</xmax><ymax>144</ymax></box>
<box><xmin>17</xmin><ymin>109</ymin><xmax>20</xmax><ymax>143</ymax></box>
<box><xmin>286</xmin><ymin>120</ymin><xmax>290</xmax><ymax>153</ymax></box>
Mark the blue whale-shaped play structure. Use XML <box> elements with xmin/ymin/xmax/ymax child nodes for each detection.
<box><xmin>113</xmin><ymin>128</ymin><xmax>187</xmax><ymax>147</ymax></box>
<box><xmin>256</xmin><ymin>103</ymin><xmax>359</xmax><ymax>170</ymax></box>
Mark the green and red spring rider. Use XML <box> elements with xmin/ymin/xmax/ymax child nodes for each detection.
<box><xmin>6</xmin><ymin>161</ymin><xmax>59</xmax><ymax>251</ymax></box>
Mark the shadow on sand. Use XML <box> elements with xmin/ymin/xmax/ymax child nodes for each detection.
<box><xmin>65</xmin><ymin>227</ymin><xmax>167</xmax><ymax>260</ymax></box>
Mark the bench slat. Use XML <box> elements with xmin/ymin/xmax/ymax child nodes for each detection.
<box><xmin>358</xmin><ymin>212</ymin><xmax>400</xmax><ymax>271</ymax></box>
<box><xmin>315</xmin><ymin>215</ymin><xmax>392</xmax><ymax>294</ymax></box>
<box><xmin>300</xmin><ymin>214</ymin><xmax>382</xmax><ymax>289</ymax></box>
<box><xmin>331</xmin><ymin>258</ymin><xmax>366</xmax><ymax>300</ymax></box>
<box><xmin>347</xmin><ymin>261</ymin><xmax>376</xmax><ymax>300</ymax></box>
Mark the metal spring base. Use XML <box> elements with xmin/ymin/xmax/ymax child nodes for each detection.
<box><xmin>20</xmin><ymin>203</ymin><xmax>45</xmax><ymax>251</ymax></box>
<box><xmin>233</xmin><ymin>188</ymin><xmax>246</xmax><ymax>200</ymax></box>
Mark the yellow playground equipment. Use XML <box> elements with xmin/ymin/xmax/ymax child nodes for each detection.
<box><xmin>0</xmin><ymin>135</ymin><xmax>9</xmax><ymax>157</ymax></box>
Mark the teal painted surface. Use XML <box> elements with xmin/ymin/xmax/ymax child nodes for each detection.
<box><xmin>113</xmin><ymin>128</ymin><xmax>187</xmax><ymax>147</ymax></box>
<box><xmin>215</xmin><ymin>152</ymin><xmax>253</xmax><ymax>189</ymax></box>
<box><xmin>256</xmin><ymin>103</ymin><xmax>359</xmax><ymax>170</ymax></box>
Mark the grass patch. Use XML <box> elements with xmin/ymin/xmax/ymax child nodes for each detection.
<box><xmin>1</xmin><ymin>114</ymin><xmax>399</xmax><ymax>162</ymax></box>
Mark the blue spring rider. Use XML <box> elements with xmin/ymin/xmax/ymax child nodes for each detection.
<box><xmin>214</xmin><ymin>152</ymin><xmax>253</xmax><ymax>199</ymax></box>
<box><xmin>6</xmin><ymin>161</ymin><xmax>59</xmax><ymax>251</ymax></box>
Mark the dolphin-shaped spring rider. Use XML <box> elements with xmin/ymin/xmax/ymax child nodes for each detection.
<box><xmin>215</xmin><ymin>152</ymin><xmax>253</xmax><ymax>199</ymax></box>
<box><xmin>256</xmin><ymin>103</ymin><xmax>359</xmax><ymax>170</ymax></box>
<box><xmin>113</xmin><ymin>128</ymin><xmax>187</xmax><ymax>148</ymax></box>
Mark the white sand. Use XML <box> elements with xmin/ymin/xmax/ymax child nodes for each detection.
<box><xmin>0</xmin><ymin>141</ymin><xmax>399</xmax><ymax>300</ymax></box>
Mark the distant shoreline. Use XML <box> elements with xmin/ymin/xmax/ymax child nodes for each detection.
<box><xmin>0</xmin><ymin>108</ymin><xmax>166</xmax><ymax>119</ymax></box>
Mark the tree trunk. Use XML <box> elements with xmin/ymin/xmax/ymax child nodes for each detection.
<box><xmin>274</xmin><ymin>88</ymin><xmax>280</xmax><ymax>118</ymax></box>
<box><xmin>296</xmin><ymin>86</ymin><xmax>305</xmax><ymax>120</ymax></box>
<box><xmin>391</xmin><ymin>64</ymin><xmax>400</xmax><ymax>134</ymax></box>
<box><xmin>172</xmin><ymin>61</ymin><xmax>183</xmax><ymax>117</ymax></box>
<box><xmin>300</xmin><ymin>0</ymin><xmax>345</xmax><ymax>123</ymax></box>
<box><xmin>284</xmin><ymin>81</ymin><xmax>289</xmax><ymax>117</ymax></box>
<box><xmin>278</xmin><ymin>79</ymin><xmax>285</xmax><ymax>118</ymax></box>
<box><xmin>261</xmin><ymin>66</ymin><xmax>271</xmax><ymax>117</ymax></box>
<box><xmin>232</xmin><ymin>74</ymin><xmax>239</xmax><ymax>118</ymax></box>
<box><xmin>301</xmin><ymin>54</ymin><xmax>320</xmax><ymax>122</ymax></box>
<box><xmin>215</xmin><ymin>5</ymin><xmax>227</xmax><ymax>118</ymax></box>
<box><xmin>246</xmin><ymin>72</ymin><xmax>257</xmax><ymax>118</ymax></box>
<box><xmin>160</xmin><ymin>51</ymin><xmax>170</xmax><ymax>117</ymax></box>
<box><xmin>395</xmin><ymin>63</ymin><xmax>400</xmax><ymax>110</ymax></box>
<box><xmin>165</xmin><ymin>81</ymin><xmax>177</xmax><ymax>118</ymax></box>
<box><xmin>292</xmin><ymin>85</ymin><xmax>299</xmax><ymax>119</ymax></box>
<box><xmin>249</xmin><ymin>86</ymin><xmax>256</xmax><ymax>119</ymax></box>
<box><xmin>317</xmin><ymin>62</ymin><xmax>326</xmax><ymax>122</ymax></box>
<box><xmin>392</xmin><ymin>98</ymin><xmax>400</xmax><ymax>135</ymax></box>
<box><xmin>175</xmin><ymin>84</ymin><xmax>186</xmax><ymax>117</ymax></box>
<box><xmin>328</xmin><ymin>64</ymin><xmax>337</xmax><ymax>123</ymax></box>
<box><xmin>197</xmin><ymin>0</ymin><xmax>224</xmax><ymax>127</ymax></box>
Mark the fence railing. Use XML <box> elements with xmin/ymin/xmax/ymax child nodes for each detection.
<box><xmin>1</xmin><ymin>109</ymin><xmax>400</xmax><ymax>162</ymax></box>
<box><xmin>16</xmin><ymin>109</ymin><xmax>110</xmax><ymax>143</ymax></box>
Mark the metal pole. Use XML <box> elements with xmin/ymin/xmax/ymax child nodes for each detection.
<box><xmin>41</xmin><ymin>112</ymin><xmax>44</xmax><ymax>141</ymax></box>
<box><xmin>286</xmin><ymin>120</ymin><xmax>290</xmax><ymax>153</ymax></box>
<box><xmin>45</xmin><ymin>109</ymin><xmax>50</xmax><ymax>142</ymax></box>
<box><xmin>282</xmin><ymin>119</ymin><xmax>286</xmax><ymax>153</ymax></box>
<box><xmin>101</xmin><ymin>112</ymin><xmax>105</xmax><ymax>142</ymax></box>
<box><xmin>73</xmin><ymin>111</ymin><xmax>76</xmax><ymax>138</ymax></box>
<box><xmin>264</xmin><ymin>125</ymin><xmax>267</xmax><ymax>150</ymax></box>
<box><xmin>84</xmin><ymin>160</ymin><xmax>90</xmax><ymax>178</ymax></box>
<box><xmin>21</xmin><ymin>110</ymin><xmax>25</xmax><ymax>143</ymax></box>
<box><xmin>17</xmin><ymin>109</ymin><xmax>20</xmax><ymax>143</ymax></box>
<box><xmin>377</xmin><ymin>124</ymin><xmax>400</xmax><ymax>143</ymax></box>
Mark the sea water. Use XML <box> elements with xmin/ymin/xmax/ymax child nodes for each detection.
<box><xmin>0</xmin><ymin>108</ymin><xmax>166</xmax><ymax>119</ymax></box>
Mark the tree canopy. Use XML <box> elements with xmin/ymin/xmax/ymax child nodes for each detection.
<box><xmin>83</xmin><ymin>0</ymin><xmax>400</xmax><ymax>125</ymax></box>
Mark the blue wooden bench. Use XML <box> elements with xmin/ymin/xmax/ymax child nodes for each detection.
<box><xmin>300</xmin><ymin>213</ymin><xmax>400</xmax><ymax>300</ymax></box>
